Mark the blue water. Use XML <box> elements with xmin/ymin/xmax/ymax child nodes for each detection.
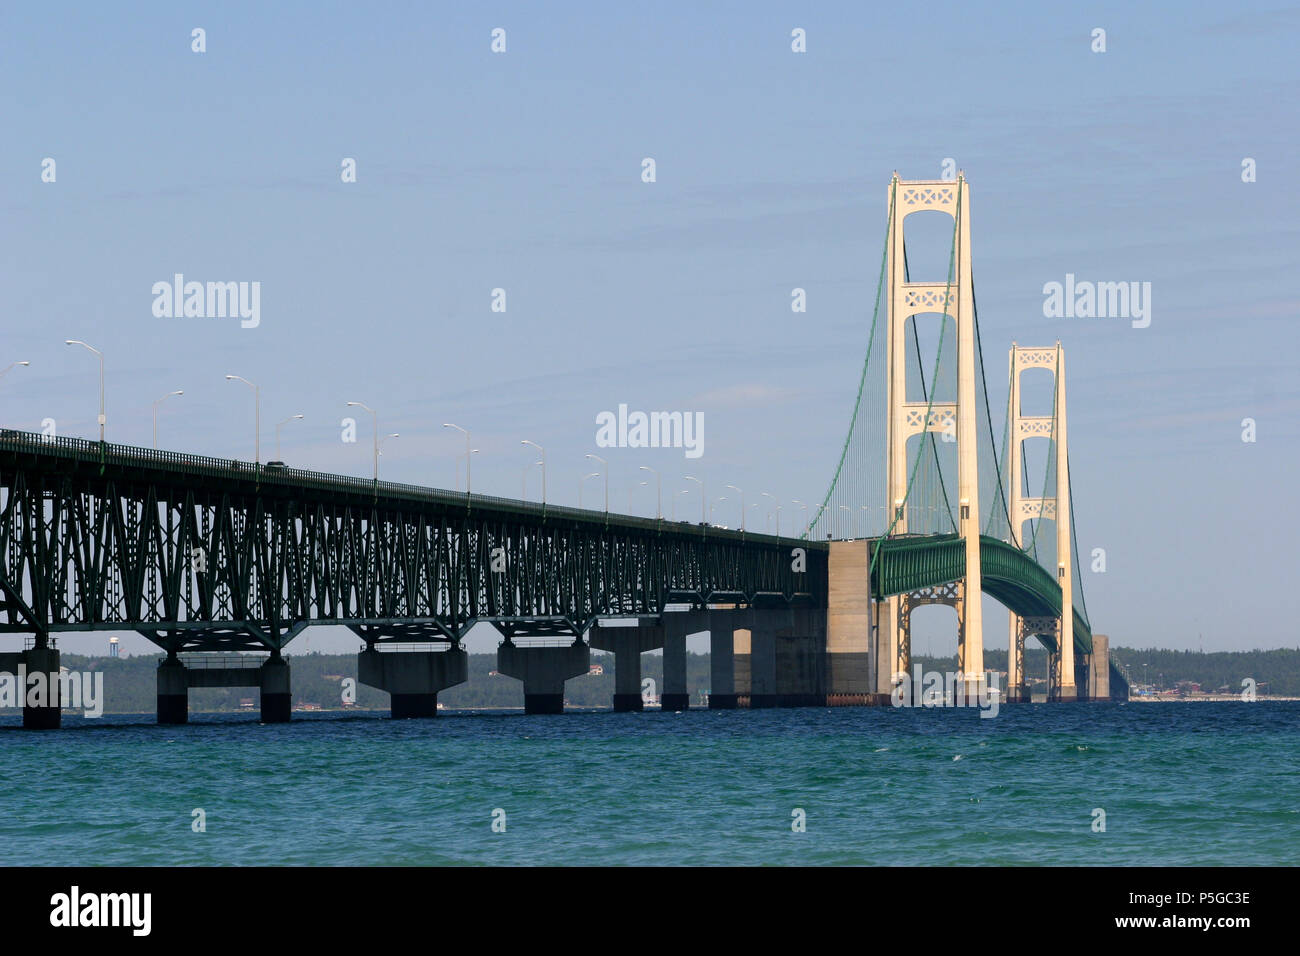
<box><xmin>2</xmin><ymin>702</ymin><xmax>1297</xmax><ymax>865</ymax></box>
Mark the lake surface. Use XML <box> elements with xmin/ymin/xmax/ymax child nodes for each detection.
<box><xmin>2</xmin><ymin>702</ymin><xmax>1297</xmax><ymax>865</ymax></box>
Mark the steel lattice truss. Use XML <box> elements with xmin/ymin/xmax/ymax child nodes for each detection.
<box><xmin>0</xmin><ymin>433</ymin><xmax>825</xmax><ymax>653</ymax></box>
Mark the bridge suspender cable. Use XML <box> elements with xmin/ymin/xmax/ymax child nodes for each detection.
<box><xmin>806</xmin><ymin>181</ymin><xmax>897</xmax><ymax>538</ymax></box>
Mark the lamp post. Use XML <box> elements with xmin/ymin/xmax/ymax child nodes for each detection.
<box><xmin>792</xmin><ymin>499</ymin><xmax>809</xmax><ymax>538</ymax></box>
<box><xmin>455</xmin><ymin>449</ymin><xmax>479</xmax><ymax>492</ymax></box>
<box><xmin>521</xmin><ymin>440</ymin><xmax>546</xmax><ymax>504</ymax></box>
<box><xmin>226</xmin><ymin>374</ymin><xmax>260</xmax><ymax>463</ymax></box>
<box><xmin>639</xmin><ymin>465</ymin><xmax>661</xmax><ymax>519</ymax></box>
<box><xmin>152</xmin><ymin>389</ymin><xmax>184</xmax><ymax>450</ymax></box>
<box><xmin>628</xmin><ymin>480</ymin><xmax>647</xmax><ymax>514</ymax></box>
<box><xmin>377</xmin><ymin>432</ymin><xmax>399</xmax><ymax>479</ymax></box>
<box><xmin>521</xmin><ymin>460</ymin><xmax>542</xmax><ymax>500</ymax></box>
<box><xmin>672</xmin><ymin>488</ymin><xmax>690</xmax><ymax>521</ymax></box>
<box><xmin>0</xmin><ymin>360</ymin><xmax>30</xmax><ymax>382</ymax></box>
<box><xmin>274</xmin><ymin>413</ymin><xmax>303</xmax><ymax>460</ymax></box>
<box><xmin>726</xmin><ymin>484</ymin><xmax>745</xmax><ymax>531</ymax></box>
<box><xmin>683</xmin><ymin>474</ymin><xmax>704</xmax><ymax>523</ymax></box>
<box><xmin>443</xmin><ymin>423</ymin><xmax>471</xmax><ymax>496</ymax></box>
<box><xmin>346</xmin><ymin>401</ymin><xmax>379</xmax><ymax>480</ymax></box>
<box><xmin>584</xmin><ymin>453</ymin><xmax>608</xmax><ymax>513</ymax></box>
<box><xmin>761</xmin><ymin>492</ymin><xmax>779</xmax><ymax>536</ymax></box>
<box><xmin>581</xmin><ymin>472</ymin><xmax>601</xmax><ymax>509</ymax></box>
<box><xmin>66</xmin><ymin>341</ymin><xmax>106</xmax><ymax>441</ymax></box>
<box><xmin>710</xmin><ymin>496</ymin><xmax>727</xmax><ymax>525</ymax></box>
<box><xmin>839</xmin><ymin>505</ymin><xmax>852</xmax><ymax>539</ymax></box>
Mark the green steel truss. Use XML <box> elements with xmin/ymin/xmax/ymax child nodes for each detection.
<box><xmin>869</xmin><ymin>533</ymin><xmax>1092</xmax><ymax>655</ymax></box>
<box><xmin>0</xmin><ymin>432</ymin><xmax>825</xmax><ymax>653</ymax></box>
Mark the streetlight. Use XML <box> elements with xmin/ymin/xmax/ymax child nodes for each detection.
<box><xmin>377</xmin><ymin>432</ymin><xmax>399</xmax><ymax>478</ymax></box>
<box><xmin>443</xmin><ymin>423</ymin><xmax>471</xmax><ymax>496</ymax></box>
<box><xmin>580</xmin><ymin>472</ymin><xmax>601</xmax><ymax>509</ymax></box>
<box><xmin>726</xmin><ymin>484</ymin><xmax>745</xmax><ymax>531</ymax></box>
<box><xmin>65</xmin><ymin>341</ymin><xmax>106</xmax><ymax>441</ymax></box>
<box><xmin>521</xmin><ymin>440</ymin><xmax>546</xmax><ymax>503</ymax></box>
<box><xmin>346</xmin><ymin>401</ymin><xmax>379</xmax><ymax>480</ymax></box>
<box><xmin>839</xmin><ymin>505</ymin><xmax>852</xmax><ymax>539</ymax></box>
<box><xmin>792</xmin><ymin>499</ymin><xmax>809</xmax><ymax>538</ymax></box>
<box><xmin>627</xmin><ymin>480</ymin><xmax>647</xmax><ymax>514</ymax></box>
<box><xmin>672</xmin><ymin>488</ymin><xmax>690</xmax><ymax>521</ymax></box>
<box><xmin>639</xmin><ymin>465</ymin><xmax>661</xmax><ymax>519</ymax></box>
<box><xmin>226</xmin><ymin>374</ymin><xmax>261</xmax><ymax>463</ymax></box>
<box><xmin>152</xmin><ymin>389</ymin><xmax>184</xmax><ymax>450</ymax></box>
<box><xmin>585</xmin><ymin>453</ymin><xmax>609</xmax><ymax>513</ymax></box>
<box><xmin>455</xmin><ymin>449</ymin><xmax>479</xmax><ymax>492</ymax></box>
<box><xmin>683</xmin><ymin>474</ymin><xmax>705</xmax><ymax>524</ymax></box>
<box><xmin>761</xmin><ymin>492</ymin><xmax>780</xmax><ymax>536</ymax></box>
<box><xmin>522</xmin><ymin>459</ymin><xmax>543</xmax><ymax>500</ymax></box>
<box><xmin>274</xmin><ymin>413</ymin><xmax>303</xmax><ymax>460</ymax></box>
<box><xmin>710</xmin><ymin>495</ymin><xmax>727</xmax><ymax>525</ymax></box>
<box><xmin>0</xmin><ymin>360</ymin><xmax>29</xmax><ymax>381</ymax></box>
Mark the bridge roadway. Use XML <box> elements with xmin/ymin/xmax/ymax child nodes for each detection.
<box><xmin>0</xmin><ymin>431</ymin><xmax>1102</xmax><ymax>726</ymax></box>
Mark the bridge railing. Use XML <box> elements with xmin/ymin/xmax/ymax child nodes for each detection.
<box><xmin>0</xmin><ymin>429</ymin><xmax>812</xmax><ymax>549</ymax></box>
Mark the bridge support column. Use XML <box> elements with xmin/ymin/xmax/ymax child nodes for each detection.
<box><xmin>827</xmin><ymin>540</ymin><xmax>875</xmax><ymax>705</ymax></box>
<box><xmin>157</xmin><ymin>655</ymin><xmax>189</xmax><ymax>724</ymax></box>
<box><xmin>1076</xmin><ymin>634</ymin><xmax>1108</xmax><ymax>701</ymax></box>
<box><xmin>497</xmin><ymin>642</ymin><xmax>589</xmax><ymax>714</ymax></box>
<box><xmin>733</xmin><ymin>627</ymin><xmax>752</xmax><ymax>705</ymax></box>
<box><xmin>707</xmin><ymin>610</ymin><xmax>736</xmax><ymax>709</ymax></box>
<box><xmin>776</xmin><ymin>607</ymin><xmax>827</xmax><ymax>707</ymax></box>
<box><xmin>358</xmin><ymin>646</ymin><xmax>468</xmax><ymax>717</ymax></box>
<box><xmin>589</xmin><ymin>622</ymin><xmax>663</xmax><ymax>711</ymax></box>
<box><xmin>662</xmin><ymin>611</ymin><xmax>705</xmax><ymax>711</ymax></box>
<box><xmin>749</xmin><ymin>613</ymin><xmax>779</xmax><ymax>708</ymax></box>
<box><xmin>260</xmin><ymin>655</ymin><xmax>291</xmax><ymax>723</ymax></box>
<box><xmin>10</xmin><ymin>645</ymin><xmax>62</xmax><ymax>730</ymax></box>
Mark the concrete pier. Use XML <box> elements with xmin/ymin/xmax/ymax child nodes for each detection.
<box><xmin>358</xmin><ymin>646</ymin><xmax>468</xmax><ymax>717</ymax></box>
<box><xmin>0</xmin><ymin>646</ymin><xmax>63</xmax><ymax>729</ymax></box>
<box><xmin>827</xmin><ymin>541</ymin><xmax>876</xmax><ymax>705</ymax></box>
<box><xmin>589</xmin><ymin>622</ymin><xmax>662</xmax><ymax>711</ymax></box>
<box><xmin>497</xmin><ymin>641</ymin><xmax>590</xmax><ymax>714</ymax></box>
<box><xmin>1077</xmin><ymin>633</ymin><xmax>1109</xmax><ymax>702</ymax></box>
<box><xmin>707</xmin><ymin>609</ymin><xmax>737</xmax><ymax>709</ymax></box>
<box><xmin>157</xmin><ymin>655</ymin><xmax>189</xmax><ymax>724</ymax></box>
<box><xmin>155</xmin><ymin>653</ymin><xmax>292</xmax><ymax>723</ymax></box>
<box><xmin>661</xmin><ymin>611</ymin><xmax>706</xmax><ymax>711</ymax></box>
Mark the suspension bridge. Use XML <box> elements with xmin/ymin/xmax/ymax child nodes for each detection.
<box><xmin>0</xmin><ymin>173</ymin><xmax>1116</xmax><ymax>728</ymax></box>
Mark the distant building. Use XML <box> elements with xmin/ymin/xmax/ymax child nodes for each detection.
<box><xmin>108</xmin><ymin>636</ymin><xmax>120</xmax><ymax>658</ymax></box>
<box><xmin>588</xmin><ymin>664</ymin><xmax>604</xmax><ymax>676</ymax></box>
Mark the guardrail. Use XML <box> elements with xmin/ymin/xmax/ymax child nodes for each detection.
<box><xmin>0</xmin><ymin>429</ymin><xmax>815</xmax><ymax>550</ymax></box>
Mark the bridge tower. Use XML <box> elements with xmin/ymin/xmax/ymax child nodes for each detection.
<box><xmin>883</xmin><ymin>174</ymin><xmax>984</xmax><ymax>694</ymax></box>
<box><xmin>1005</xmin><ymin>343</ymin><xmax>1075</xmax><ymax>701</ymax></box>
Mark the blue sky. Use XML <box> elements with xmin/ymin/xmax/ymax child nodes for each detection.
<box><xmin>2</xmin><ymin>1</ymin><xmax>1297</xmax><ymax>655</ymax></box>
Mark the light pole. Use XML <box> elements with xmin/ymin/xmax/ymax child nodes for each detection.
<box><xmin>628</xmin><ymin>480</ymin><xmax>647</xmax><ymax>514</ymax></box>
<box><xmin>861</xmin><ymin>505</ymin><xmax>872</xmax><ymax>537</ymax></box>
<box><xmin>581</xmin><ymin>472</ymin><xmax>601</xmax><ymax>509</ymax></box>
<box><xmin>793</xmin><ymin>499</ymin><xmax>809</xmax><ymax>538</ymax></box>
<box><xmin>522</xmin><ymin>460</ymin><xmax>542</xmax><ymax>500</ymax></box>
<box><xmin>640</xmin><ymin>465</ymin><xmax>661</xmax><ymax>519</ymax></box>
<box><xmin>346</xmin><ymin>401</ymin><xmax>378</xmax><ymax>480</ymax></box>
<box><xmin>443</xmin><ymin>423</ymin><xmax>471</xmax><ymax>496</ymax></box>
<box><xmin>226</xmin><ymin>374</ymin><xmax>260</xmax><ymax>463</ymax></box>
<box><xmin>683</xmin><ymin>474</ymin><xmax>704</xmax><ymax>523</ymax></box>
<box><xmin>521</xmin><ymin>440</ymin><xmax>546</xmax><ymax>504</ymax></box>
<box><xmin>152</xmin><ymin>389</ymin><xmax>184</xmax><ymax>449</ymax></box>
<box><xmin>455</xmin><ymin>449</ymin><xmax>479</xmax><ymax>492</ymax></box>
<box><xmin>274</xmin><ymin>413</ymin><xmax>303</xmax><ymax>460</ymax></box>
<box><xmin>761</xmin><ymin>492</ymin><xmax>780</xmax><ymax>536</ymax></box>
<box><xmin>585</xmin><ymin>453</ymin><xmax>608</xmax><ymax>513</ymax></box>
<box><xmin>672</xmin><ymin>488</ymin><xmax>690</xmax><ymax>521</ymax></box>
<box><xmin>377</xmin><ymin>432</ymin><xmax>399</xmax><ymax>479</ymax></box>
<box><xmin>0</xmin><ymin>360</ymin><xmax>30</xmax><ymax>382</ymax></box>
<box><xmin>839</xmin><ymin>505</ymin><xmax>852</xmax><ymax>539</ymax></box>
<box><xmin>710</xmin><ymin>495</ymin><xmax>727</xmax><ymax>525</ymax></box>
<box><xmin>726</xmin><ymin>484</ymin><xmax>745</xmax><ymax>531</ymax></box>
<box><xmin>65</xmin><ymin>341</ymin><xmax>106</xmax><ymax>441</ymax></box>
